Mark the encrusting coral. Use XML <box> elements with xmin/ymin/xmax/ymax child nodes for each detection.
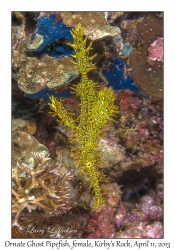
<box><xmin>61</xmin><ymin>12</ymin><xmax>121</xmax><ymax>41</ymax></box>
<box><xmin>13</xmin><ymin>46</ymin><xmax>79</xmax><ymax>94</ymax></box>
<box><xmin>12</xmin><ymin>152</ymin><xmax>71</xmax><ymax>228</ymax></box>
<box><xmin>48</xmin><ymin>23</ymin><xmax>118</xmax><ymax>209</ymax></box>
<box><xmin>12</xmin><ymin>35</ymin><xmax>79</xmax><ymax>94</ymax></box>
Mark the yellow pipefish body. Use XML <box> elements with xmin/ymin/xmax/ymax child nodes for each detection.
<box><xmin>48</xmin><ymin>23</ymin><xmax>118</xmax><ymax>208</ymax></box>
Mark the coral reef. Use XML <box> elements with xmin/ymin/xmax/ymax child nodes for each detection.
<box><xmin>12</xmin><ymin>12</ymin><xmax>163</xmax><ymax>239</ymax></box>
<box><xmin>49</xmin><ymin>24</ymin><xmax>118</xmax><ymax>208</ymax></box>
<box><xmin>13</xmin><ymin>46</ymin><xmax>79</xmax><ymax>94</ymax></box>
<box><xmin>129</xmin><ymin>51</ymin><xmax>163</xmax><ymax>99</ymax></box>
<box><xmin>120</xmin><ymin>12</ymin><xmax>163</xmax><ymax>99</ymax></box>
<box><xmin>83</xmin><ymin>189</ymin><xmax>163</xmax><ymax>238</ymax></box>
<box><xmin>97</xmin><ymin>129</ymin><xmax>125</xmax><ymax>168</ymax></box>
<box><xmin>102</xmin><ymin>57</ymin><xmax>145</xmax><ymax>96</ymax></box>
<box><xmin>12</xmin><ymin>12</ymin><xmax>26</xmax><ymax>50</ymax></box>
<box><xmin>12</xmin><ymin>118</ymin><xmax>37</xmax><ymax>135</ymax></box>
<box><xmin>12</xmin><ymin>152</ymin><xmax>71</xmax><ymax>229</ymax></box>
<box><xmin>83</xmin><ymin>205</ymin><xmax>116</xmax><ymax>238</ymax></box>
<box><xmin>148</xmin><ymin>37</ymin><xmax>163</xmax><ymax>62</ymax></box>
<box><xmin>115</xmin><ymin>190</ymin><xmax>163</xmax><ymax>238</ymax></box>
<box><xmin>12</xmin><ymin>14</ymin><xmax>79</xmax><ymax>95</ymax></box>
<box><xmin>12</xmin><ymin>130</ymin><xmax>49</xmax><ymax>169</ymax></box>
<box><xmin>61</xmin><ymin>12</ymin><xmax>121</xmax><ymax>40</ymax></box>
<box><xmin>28</xmin><ymin>15</ymin><xmax>73</xmax><ymax>53</ymax></box>
<box><xmin>116</xmin><ymin>93</ymin><xmax>163</xmax><ymax>172</ymax></box>
<box><xmin>107</xmin><ymin>12</ymin><xmax>124</xmax><ymax>24</ymax></box>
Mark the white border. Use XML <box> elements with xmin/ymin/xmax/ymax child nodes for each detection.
<box><xmin>1</xmin><ymin>0</ymin><xmax>174</xmax><ymax>248</ymax></box>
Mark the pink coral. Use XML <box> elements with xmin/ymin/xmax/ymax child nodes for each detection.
<box><xmin>105</xmin><ymin>182</ymin><xmax>121</xmax><ymax>207</ymax></box>
<box><xmin>115</xmin><ymin>191</ymin><xmax>163</xmax><ymax>238</ymax></box>
<box><xmin>84</xmin><ymin>205</ymin><xmax>116</xmax><ymax>238</ymax></box>
<box><xmin>141</xmin><ymin>195</ymin><xmax>163</xmax><ymax>220</ymax></box>
<box><xmin>148</xmin><ymin>37</ymin><xmax>163</xmax><ymax>62</ymax></box>
<box><xmin>115</xmin><ymin>201</ymin><xmax>127</xmax><ymax>229</ymax></box>
<box><xmin>142</xmin><ymin>222</ymin><xmax>163</xmax><ymax>238</ymax></box>
<box><xmin>130</xmin><ymin>96</ymin><xmax>143</xmax><ymax>110</ymax></box>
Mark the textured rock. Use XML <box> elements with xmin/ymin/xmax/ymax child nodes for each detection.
<box><xmin>12</xmin><ymin>12</ymin><xmax>26</xmax><ymax>50</ymax></box>
<box><xmin>12</xmin><ymin>131</ymin><xmax>49</xmax><ymax>168</ymax></box>
<box><xmin>61</xmin><ymin>12</ymin><xmax>121</xmax><ymax>40</ymax></box>
<box><xmin>12</xmin><ymin>118</ymin><xmax>37</xmax><ymax>135</ymax></box>
<box><xmin>129</xmin><ymin>51</ymin><xmax>163</xmax><ymax>99</ymax></box>
<box><xmin>14</xmin><ymin>55</ymin><xmax>79</xmax><ymax>94</ymax></box>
